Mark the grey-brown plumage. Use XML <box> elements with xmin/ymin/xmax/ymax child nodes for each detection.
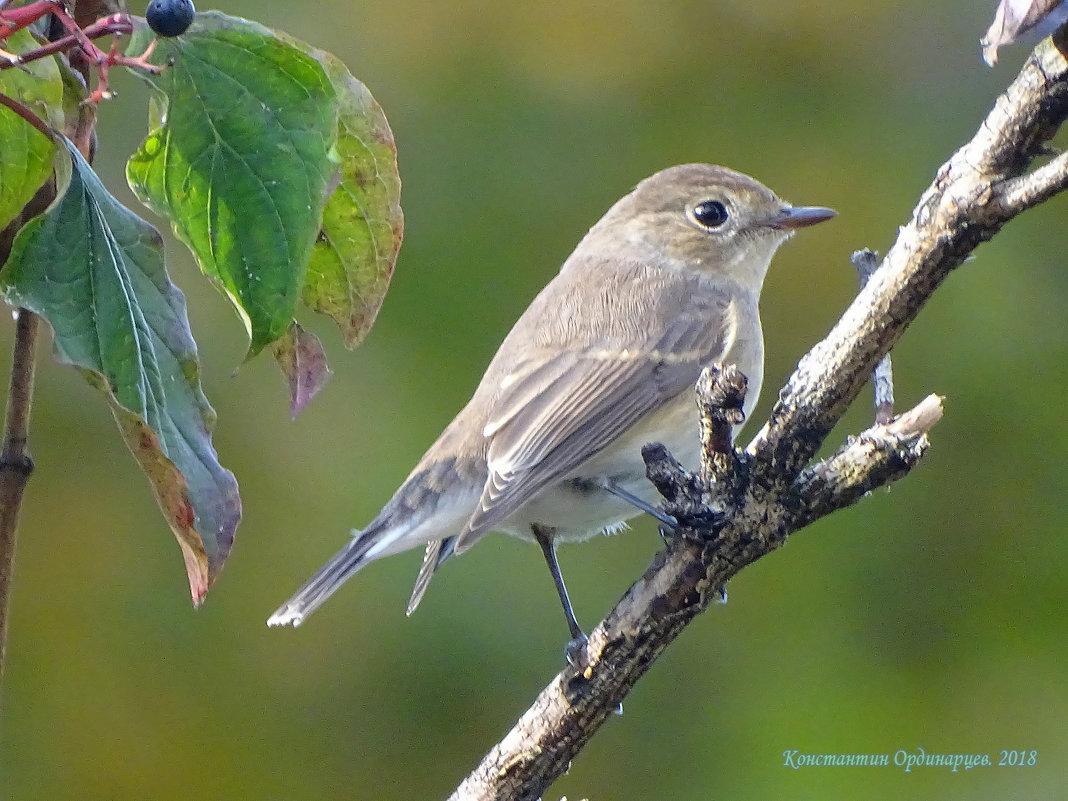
<box><xmin>269</xmin><ymin>164</ymin><xmax>834</xmax><ymax>636</ymax></box>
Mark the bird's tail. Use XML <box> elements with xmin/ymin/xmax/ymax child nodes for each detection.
<box><xmin>267</xmin><ymin>534</ymin><xmax>376</xmax><ymax>627</ymax></box>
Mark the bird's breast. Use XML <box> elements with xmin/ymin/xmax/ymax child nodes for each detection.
<box><xmin>498</xmin><ymin>301</ymin><xmax>766</xmax><ymax>544</ymax></box>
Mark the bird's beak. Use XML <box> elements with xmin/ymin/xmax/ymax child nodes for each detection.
<box><xmin>766</xmin><ymin>205</ymin><xmax>837</xmax><ymax>230</ymax></box>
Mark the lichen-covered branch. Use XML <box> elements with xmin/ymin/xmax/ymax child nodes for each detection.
<box><xmin>748</xmin><ymin>27</ymin><xmax>1068</xmax><ymax>485</ymax></box>
<box><xmin>788</xmin><ymin>394</ymin><xmax>944</xmax><ymax>530</ymax></box>
<box><xmin>450</xmin><ymin>30</ymin><xmax>1068</xmax><ymax>801</ymax></box>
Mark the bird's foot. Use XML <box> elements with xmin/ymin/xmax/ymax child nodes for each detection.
<box><xmin>564</xmin><ymin>632</ymin><xmax>589</xmax><ymax>667</ymax></box>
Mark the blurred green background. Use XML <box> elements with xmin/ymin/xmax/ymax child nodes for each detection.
<box><xmin>2</xmin><ymin>1</ymin><xmax>1066</xmax><ymax>799</ymax></box>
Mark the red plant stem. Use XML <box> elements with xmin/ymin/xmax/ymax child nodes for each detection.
<box><xmin>0</xmin><ymin>13</ymin><xmax>133</xmax><ymax>68</ymax></box>
<box><xmin>0</xmin><ymin>1</ymin><xmax>59</xmax><ymax>37</ymax></box>
<box><xmin>0</xmin><ymin>90</ymin><xmax>52</xmax><ymax>139</ymax></box>
<box><xmin>46</xmin><ymin>10</ymin><xmax>129</xmax><ymax>62</ymax></box>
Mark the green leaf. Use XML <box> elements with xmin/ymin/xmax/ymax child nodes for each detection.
<box><xmin>126</xmin><ymin>12</ymin><xmax>339</xmax><ymax>356</ymax></box>
<box><xmin>0</xmin><ymin>28</ymin><xmax>61</xmax><ymax>231</ymax></box>
<box><xmin>289</xmin><ymin>42</ymin><xmax>403</xmax><ymax>349</ymax></box>
<box><xmin>0</xmin><ymin>137</ymin><xmax>240</xmax><ymax>604</ymax></box>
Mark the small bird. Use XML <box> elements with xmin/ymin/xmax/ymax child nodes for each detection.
<box><xmin>269</xmin><ymin>164</ymin><xmax>834</xmax><ymax>654</ymax></box>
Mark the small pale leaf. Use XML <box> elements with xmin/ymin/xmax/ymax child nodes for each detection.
<box><xmin>0</xmin><ymin>138</ymin><xmax>240</xmax><ymax>603</ymax></box>
<box><xmin>271</xmin><ymin>321</ymin><xmax>332</xmax><ymax>419</ymax></box>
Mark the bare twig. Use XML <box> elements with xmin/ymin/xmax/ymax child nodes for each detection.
<box><xmin>450</xmin><ymin>27</ymin><xmax>1068</xmax><ymax>801</ymax></box>
<box><xmin>993</xmin><ymin>147</ymin><xmax>1068</xmax><ymax>208</ymax></box>
<box><xmin>851</xmin><ymin>249</ymin><xmax>895</xmax><ymax>424</ymax></box>
<box><xmin>0</xmin><ymin>309</ymin><xmax>39</xmax><ymax>696</ymax></box>
<box><xmin>788</xmin><ymin>394</ymin><xmax>944</xmax><ymax>530</ymax></box>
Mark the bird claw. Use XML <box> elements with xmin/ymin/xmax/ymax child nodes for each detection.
<box><xmin>564</xmin><ymin>632</ymin><xmax>589</xmax><ymax>667</ymax></box>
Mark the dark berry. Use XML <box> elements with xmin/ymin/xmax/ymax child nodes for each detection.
<box><xmin>146</xmin><ymin>0</ymin><xmax>195</xmax><ymax>38</ymax></box>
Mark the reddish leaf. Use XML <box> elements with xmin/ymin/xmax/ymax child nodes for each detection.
<box><xmin>272</xmin><ymin>321</ymin><xmax>333</xmax><ymax>419</ymax></box>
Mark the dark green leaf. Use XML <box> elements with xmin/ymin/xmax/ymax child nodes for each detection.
<box><xmin>0</xmin><ymin>138</ymin><xmax>240</xmax><ymax>603</ymax></box>
<box><xmin>126</xmin><ymin>12</ymin><xmax>338</xmax><ymax>356</ymax></box>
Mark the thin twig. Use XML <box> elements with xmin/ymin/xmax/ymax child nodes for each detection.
<box><xmin>0</xmin><ymin>308</ymin><xmax>39</xmax><ymax>698</ymax></box>
<box><xmin>788</xmin><ymin>394</ymin><xmax>944</xmax><ymax>529</ymax></box>
<box><xmin>993</xmin><ymin>147</ymin><xmax>1068</xmax><ymax>209</ymax></box>
<box><xmin>0</xmin><ymin>90</ymin><xmax>53</xmax><ymax>140</ymax></box>
<box><xmin>851</xmin><ymin>249</ymin><xmax>895</xmax><ymax>424</ymax></box>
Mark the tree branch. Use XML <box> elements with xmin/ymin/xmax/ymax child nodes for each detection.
<box><xmin>0</xmin><ymin>309</ymin><xmax>39</xmax><ymax>697</ymax></box>
<box><xmin>749</xmin><ymin>27</ymin><xmax>1068</xmax><ymax>485</ymax></box>
<box><xmin>788</xmin><ymin>394</ymin><xmax>943</xmax><ymax>530</ymax></box>
<box><xmin>450</xmin><ymin>28</ymin><xmax>1068</xmax><ymax>801</ymax></box>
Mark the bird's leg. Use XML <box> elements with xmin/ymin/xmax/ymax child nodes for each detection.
<box><xmin>595</xmin><ymin>477</ymin><xmax>678</xmax><ymax>529</ymax></box>
<box><xmin>531</xmin><ymin>523</ymin><xmax>587</xmax><ymax>664</ymax></box>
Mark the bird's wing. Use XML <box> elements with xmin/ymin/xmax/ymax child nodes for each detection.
<box><xmin>454</xmin><ymin>294</ymin><xmax>733</xmax><ymax>549</ymax></box>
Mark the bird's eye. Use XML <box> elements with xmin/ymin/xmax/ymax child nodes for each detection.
<box><xmin>690</xmin><ymin>200</ymin><xmax>729</xmax><ymax>229</ymax></box>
